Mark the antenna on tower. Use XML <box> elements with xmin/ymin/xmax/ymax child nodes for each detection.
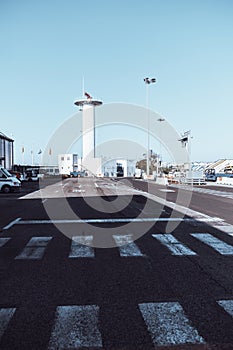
<box><xmin>82</xmin><ymin>76</ymin><xmax>85</xmax><ymax>98</ymax></box>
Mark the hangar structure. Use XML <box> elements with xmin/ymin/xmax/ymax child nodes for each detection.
<box><xmin>0</xmin><ymin>132</ymin><xmax>14</xmax><ymax>170</ymax></box>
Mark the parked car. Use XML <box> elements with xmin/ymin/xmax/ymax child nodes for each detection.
<box><xmin>0</xmin><ymin>167</ymin><xmax>21</xmax><ymax>193</ymax></box>
<box><xmin>205</xmin><ymin>174</ymin><xmax>217</xmax><ymax>182</ymax></box>
<box><xmin>70</xmin><ymin>170</ymin><xmax>85</xmax><ymax>178</ymax></box>
<box><xmin>9</xmin><ymin>171</ymin><xmax>24</xmax><ymax>181</ymax></box>
<box><xmin>24</xmin><ymin>168</ymin><xmax>44</xmax><ymax>181</ymax></box>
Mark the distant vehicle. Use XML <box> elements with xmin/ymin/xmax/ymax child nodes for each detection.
<box><xmin>134</xmin><ymin>168</ymin><xmax>142</xmax><ymax>179</ymax></box>
<box><xmin>224</xmin><ymin>166</ymin><xmax>233</xmax><ymax>174</ymax></box>
<box><xmin>70</xmin><ymin>170</ymin><xmax>85</xmax><ymax>178</ymax></box>
<box><xmin>205</xmin><ymin>174</ymin><xmax>217</xmax><ymax>182</ymax></box>
<box><xmin>0</xmin><ymin>166</ymin><xmax>21</xmax><ymax>193</ymax></box>
<box><xmin>24</xmin><ymin>168</ymin><xmax>44</xmax><ymax>181</ymax></box>
<box><xmin>116</xmin><ymin>163</ymin><xmax>124</xmax><ymax>177</ymax></box>
<box><xmin>9</xmin><ymin>171</ymin><xmax>24</xmax><ymax>181</ymax></box>
<box><xmin>204</xmin><ymin>168</ymin><xmax>216</xmax><ymax>182</ymax></box>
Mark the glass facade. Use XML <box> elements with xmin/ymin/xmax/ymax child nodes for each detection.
<box><xmin>0</xmin><ymin>132</ymin><xmax>14</xmax><ymax>170</ymax></box>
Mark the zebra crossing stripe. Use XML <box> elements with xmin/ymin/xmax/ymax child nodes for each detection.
<box><xmin>0</xmin><ymin>238</ymin><xmax>11</xmax><ymax>247</ymax></box>
<box><xmin>213</xmin><ymin>225</ymin><xmax>233</xmax><ymax>235</ymax></box>
<box><xmin>152</xmin><ymin>234</ymin><xmax>196</xmax><ymax>255</ymax></box>
<box><xmin>191</xmin><ymin>233</ymin><xmax>233</xmax><ymax>255</ymax></box>
<box><xmin>69</xmin><ymin>236</ymin><xmax>95</xmax><ymax>258</ymax></box>
<box><xmin>0</xmin><ymin>308</ymin><xmax>16</xmax><ymax>340</ymax></box>
<box><xmin>217</xmin><ymin>300</ymin><xmax>233</xmax><ymax>317</ymax></box>
<box><xmin>15</xmin><ymin>237</ymin><xmax>52</xmax><ymax>260</ymax></box>
<box><xmin>139</xmin><ymin>302</ymin><xmax>205</xmax><ymax>346</ymax></box>
<box><xmin>113</xmin><ymin>234</ymin><xmax>144</xmax><ymax>257</ymax></box>
<box><xmin>48</xmin><ymin>305</ymin><xmax>102</xmax><ymax>349</ymax></box>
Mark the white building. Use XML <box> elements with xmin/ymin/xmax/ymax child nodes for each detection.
<box><xmin>58</xmin><ymin>154</ymin><xmax>80</xmax><ymax>176</ymax></box>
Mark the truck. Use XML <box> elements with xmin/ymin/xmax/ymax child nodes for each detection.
<box><xmin>134</xmin><ymin>168</ymin><xmax>142</xmax><ymax>179</ymax></box>
<box><xmin>0</xmin><ymin>166</ymin><xmax>21</xmax><ymax>193</ymax></box>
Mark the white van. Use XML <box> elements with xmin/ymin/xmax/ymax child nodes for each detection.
<box><xmin>0</xmin><ymin>167</ymin><xmax>21</xmax><ymax>193</ymax></box>
<box><xmin>24</xmin><ymin>168</ymin><xmax>44</xmax><ymax>181</ymax></box>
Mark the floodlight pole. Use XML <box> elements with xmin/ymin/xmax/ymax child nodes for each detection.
<box><xmin>144</xmin><ymin>77</ymin><xmax>156</xmax><ymax>177</ymax></box>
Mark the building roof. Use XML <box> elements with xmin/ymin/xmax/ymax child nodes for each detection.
<box><xmin>0</xmin><ymin>132</ymin><xmax>14</xmax><ymax>142</ymax></box>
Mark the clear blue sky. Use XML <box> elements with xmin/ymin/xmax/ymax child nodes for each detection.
<box><xmin>1</xmin><ymin>0</ymin><xmax>233</xmax><ymax>164</ymax></box>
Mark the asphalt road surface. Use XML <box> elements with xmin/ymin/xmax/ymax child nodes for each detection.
<box><xmin>1</xmin><ymin>177</ymin><xmax>233</xmax><ymax>349</ymax></box>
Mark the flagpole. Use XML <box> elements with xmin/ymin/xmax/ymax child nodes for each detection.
<box><xmin>31</xmin><ymin>151</ymin><xmax>34</xmax><ymax>166</ymax></box>
<box><xmin>22</xmin><ymin>146</ymin><xmax>25</xmax><ymax>165</ymax></box>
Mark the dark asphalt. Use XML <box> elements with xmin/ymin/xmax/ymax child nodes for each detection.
<box><xmin>1</xmin><ymin>180</ymin><xmax>233</xmax><ymax>349</ymax></box>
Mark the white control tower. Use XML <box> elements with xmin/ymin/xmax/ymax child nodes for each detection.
<box><xmin>74</xmin><ymin>92</ymin><xmax>103</xmax><ymax>175</ymax></box>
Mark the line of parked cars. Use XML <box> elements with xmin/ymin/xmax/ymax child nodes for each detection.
<box><xmin>0</xmin><ymin>166</ymin><xmax>45</xmax><ymax>193</ymax></box>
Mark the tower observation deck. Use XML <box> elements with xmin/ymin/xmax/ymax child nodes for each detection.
<box><xmin>74</xmin><ymin>93</ymin><xmax>103</xmax><ymax>175</ymax></box>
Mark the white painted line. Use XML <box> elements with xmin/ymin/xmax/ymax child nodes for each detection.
<box><xmin>48</xmin><ymin>305</ymin><xmax>102</xmax><ymax>349</ymax></box>
<box><xmin>139</xmin><ymin>302</ymin><xmax>205</xmax><ymax>346</ymax></box>
<box><xmin>15</xmin><ymin>237</ymin><xmax>52</xmax><ymax>260</ymax></box>
<box><xmin>213</xmin><ymin>225</ymin><xmax>233</xmax><ymax>235</ymax></box>
<box><xmin>0</xmin><ymin>308</ymin><xmax>16</xmax><ymax>340</ymax></box>
<box><xmin>42</xmin><ymin>199</ymin><xmax>48</xmax><ymax>203</ymax></box>
<box><xmin>191</xmin><ymin>233</ymin><xmax>233</xmax><ymax>255</ymax></box>
<box><xmin>0</xmin><ymin>237</ymin><xmax>11</xmax><ymax>247</ymax></box>
<box><xmin>159</xmin><ymin>189</ymin><xmax>176</xmax><ymax>193</ymax></box>
<box><xmin>113</xmin><ymin>234</ymin><xmax>144</xmax><ymax>257</ymax></box>
<box><xmin>152</xmin><ymin>234</ymin><xmax>197</xmax><ymax>256</ymax></box>
<box><xmin>14</xmin><ymin>217</ymin><xmax>221</xmax><ymax>226</ymax></box>
<box><xmin>3</xmin><ymin>217</ymin><xmax>21</xmax><ymax>230</ymax></box>
<box><xmin>217</xmin><ymin>300</ymin><xmax>233</xmax><ymax>317</ymax></box>
<box><xmin>27</xmin><ymin>237</ymin><xmax>52</xmax><ymax>246</ymax></box>
<box><xmin>69</xmin><ymin>236</ymin><xmax>95</xmax><ymax>258</ymax></box>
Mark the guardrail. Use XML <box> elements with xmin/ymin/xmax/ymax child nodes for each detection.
<box><xmin>180</xmin><ymin>178</ymin><xmax>206</xmax><ymax>185</ymax></box>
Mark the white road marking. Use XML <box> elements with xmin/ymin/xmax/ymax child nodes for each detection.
<box><xmin>152</xmin><ymin>234</ymin><xmax>196</xmax><ymax>255</ymax></box>
<box><xmin>15</xmin><ymin>237</ymin><xmax>52</xmax><ymax>260</ymax></box>
<box><xmin>48</xmin><ymin>305</ymin><xmax>102</xmax><ymax>349</ymax></box>
<box><xmin>69</xmin><ymin>236</ymin><xmax>95</xmax><ymax>258</ymax></box>
<box><xmin>12</xmin><ymin>216</ymin><xmax>222</xmax><ymax>228</ymax></box>
<box><xmin>0</xmin><ymin>308</ymin><xmax>16</xmax><ymax>340</ymax></box>
<box><xmin>42</xmin><ymin>199</ymin><xmax>48</xmax><ymax>203</ymax></box>
<box><xmin>191</xmin><ymin>233</ymin><xmax>233</xmax><ymax>255</ymax></box>
<box><xmin>159</xmin><ymin>189</ymin><xmax>176</xmax><ymax>193</ymax></box>
<box><xmin>213</xmin><ymin>225</ymin><xmax>233</xmax><ymax>235</ymax></box>
<box><xmin>139</xmin><ymin>302</ymin><xmax>205</xmax><ymax>346</ymax></box>
<box><xmin>217</xmin><ymin>300</ymin><xmax>233</xmax><ymax>317</ymax></box>
<box><xmin>113</xmin><ymin>234</ymin><xmax>144</xmax><ymax>257</ymax></box>
<box><xmin>3</xmin><ymin>217</ymin><xmax>21</xmax><ymax>230</ymax></box>
<box><xmin>0</xmin><ymin>238</ymin><xmax>11</xmax><ymax>247</ymax></box>
<box><xmin>171</xmin><ymin>185</ymin><xmax>233</xmax><ymax>200</ymax></box>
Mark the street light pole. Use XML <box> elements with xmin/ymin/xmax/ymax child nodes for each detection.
<box><xmin>157</xmin><ymin>118</ymin><xmax>165</xmax><ymax>176</ymax></box>
<box><xmin>144</xmin><ymin>77</ymin><xmax>156</xmax><ymax>177</ymax></box>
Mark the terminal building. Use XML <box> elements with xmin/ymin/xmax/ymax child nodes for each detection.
<box><xmin>0</xmin><ymin>132</ymin><xmax>14</xmax><ymax>170</ymax></box>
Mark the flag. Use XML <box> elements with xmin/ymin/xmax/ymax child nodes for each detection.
<box><xmin>22</xmin><ymin>146</ymin><xmax>25</xmax><ymax>153</ymax></box>
<box><xmin>38</xmin><ymin>149</ymin><xmax>42</xmax><ymax>155</ymax></box>
<box><xmin>49</xmin><ymin>148</ymin><xmax>52</xmax><ymax>156</ymax></box>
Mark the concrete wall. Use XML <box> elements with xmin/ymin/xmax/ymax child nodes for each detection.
<box><xmin>216</xmin><ymin>176</ymin><xmax>233</xmax><ymax>186</ymax></box>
